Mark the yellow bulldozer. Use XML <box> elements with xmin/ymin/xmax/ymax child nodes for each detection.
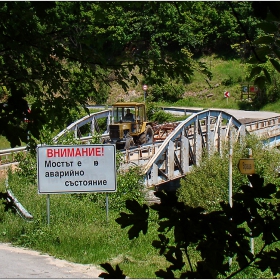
<box><xmin>107</xmin><ymin>102</ymin><xmax>154</xmax><ymax>149</ymax></box>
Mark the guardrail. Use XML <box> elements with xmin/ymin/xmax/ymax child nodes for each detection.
<box><xmin>0</xmin><ymin>146</ymin><xmax>26</xmax><ymax>168</ymax></box>
<box><xmin>0</xmin><ymin>134</ymin><xmax>110</xmax><ymax>168</ymax></box>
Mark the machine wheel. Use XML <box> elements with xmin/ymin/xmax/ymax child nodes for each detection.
<box><xmin>124</xmin><ymin>135</ymin><xmax>134</xmax><ymax>150</ymax></box>
<box><xmin>139</xmin><ymin>125</ymin><xmax>154</xmax><ymax>145</ymax></box>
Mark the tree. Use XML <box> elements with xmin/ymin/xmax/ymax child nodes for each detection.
<box><xmin>0</xmin><ymin>1</ymin><xmax>270</xmax><ymax>147</ymax></box>
<box><xmin>0</xmin><ymin>1</ymin><xmax>212</xmax><ymax>147</ymax></box>
<box><xmin>232</xmin><ymin>2</ymin><xmax>280</xmax><ymax>101</ymax></box>
<box><xmin>100</xmin><ymin>174</ymin><xmax>280</xmax><ymax>278</ymax></box>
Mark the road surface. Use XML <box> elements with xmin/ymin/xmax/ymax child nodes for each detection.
<box><xmin>163</xmin><ymin>106</ymin><xmax>280</xmax><ymax>122</ymax></box>
<box><xmin>0</xmin><ymin>243</ymin><xmax>103</xmax><ymax>278</ymax></box>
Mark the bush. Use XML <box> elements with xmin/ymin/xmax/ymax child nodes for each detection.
<box><xmin>150</xmin><ymin>83</ymin><xmax>185</xmax><ymax>102</ymax></box>
<box><xmin>177</xmin><ymin>134</ymin><xmax>280</xmax><ymax>211</ymax></box>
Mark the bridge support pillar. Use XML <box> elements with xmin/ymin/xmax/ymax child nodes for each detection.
<box><xmin>238</xmin><ymin>125</ymin><xmax>246</xmax><ymax>143</ymax></box>
<box><xmin>195</xmin><ymin>134</ymin><xmax>202</xmax><ymax>166</ymax></box>
<box><xmin>167</xmin><ymin>141</ymin><xmax>174</xmax><ymax>179</ymax></box>
<box><xmin>206</xmin><ymin>112</ymin><xmax>211</xmax><ymax>154</ymax></box>
<box><xmin>181</xmin><ymin>135</ymin><xmax>189</xmax><ymax>173</ymax></box>
<box><xmin>220</xmin><ymin>129</ymin><xmax>226</xmax><ymax>156</ymax></box>
<box><xmin>91</xmin><ymin>117</ymin><xmax>96</xmax><ymax>135</ymax></box>
<box><xmin>74</xmin><ymin>125</ymin><xmax>78</xmax><ymax>139</ymax></box>
<box><xmin>150</xmin><ymin>163</ymin><xmax>159</xmax><ymax>186</ymax></box>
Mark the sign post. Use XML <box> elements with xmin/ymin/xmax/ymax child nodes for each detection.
<box><xmin>143</xmin><ymin>84</ymin><xmax>148</xmax><ymax>102</ymax></box>
<box><xmin>37</xmin><ymin>144</ymin><xmax>116</xmax><ymax>224</ymax></box>
<box><xmin>224</xmin><ymin>91</ymin><xmax>230</xmax><ymax>104</ymax></box>
<box><xmin>238</xmin><ymin>149</ymin><xmax>255</xmax><ymax>255</ymax></box>
<box><xmin>47</xmin><ymin>194</ymin><xmax>50</xmax><ymax>225</ymax></box>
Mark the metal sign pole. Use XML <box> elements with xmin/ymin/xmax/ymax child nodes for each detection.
<box><xmin>229</xmin><ymin>147</ymin><xmax>233</xmax><ymax>208</ymax></box>
<box><xmin>248</xmin><ymin>148</ymin><xmax>254</xmax><ymax>255</ymax></box>
<box><xmin>47</xmin><ymin>194</ymin><xmax>50</xmax><ymax>225</ymax></box>
<box><xmin>228</xmin><ymin>129</ymin><xmax>233</xmax><ymax>266</ymax></box>
<box><xmin>106</xmin><ymin>193</ymin><xmax>109</xmax><ymax>223</ymax></box>
<box><xmin>229</xmin><ymin>127</ymin><xmax>233</xmax><ymax>208</ymax></box>
<box><xmin>142</xmin><ymin>85</ymin><xmax>148</xmax><ymax>102</ymax></box>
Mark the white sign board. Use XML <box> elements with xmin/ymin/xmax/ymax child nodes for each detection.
<box><xmin>37</xmin><ymin>144</ymin><xmax>117</xmax><ymax>194</ymax></box>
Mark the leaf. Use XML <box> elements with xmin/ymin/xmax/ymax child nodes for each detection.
<box><xmin>263</xmin><ymin>68</ymin><xmax>272</xmax><ymax>83</ymax></box>
<box><xmin>253</xmin><ymin>36</ymin><xmax>274</xmax><ymax>45</ymax></box>
<box><xmin>247</xmin><ymin>174</ymin><xmax>264</xmax><ymax>189</ymax></box>
<box><xmin>253</xmin><ymin>46</ymin><xmax>271</xmax><ymax>62</ymax></box>
<box><xmin>272</xmin><ymin>46</ymin><xmax>280</xmax><ymax>60</ymax></box>
<box><xmin>236</xmin><ymin>254</ymin><xmax>250</xmax><ymax>269</ymax></box>
<box><xmin>270</xmin><ymin>58</ymin><xmax>280</xmax><ymax>73</ymax></box>
<box><xmin>253</xmin><ymin>76</ymin><xmax>267</xmax><ymax>89</ymax></box>
<box><xmin>99</xmin><ymin>263</ymin><xmax>126</xmax><ymax>279</ymax></box>
<box><xmin>115</xmin><ymin>199</ymin><xmax>149</xmax><ymax>239</ymax></box>
<box><xmin>164</xmin><ymin>246</ymin><xmax>185</xmax><ymax>270</ymax></box>
<box><xmin>255</xmin><ymin>249</ymin><xmax>280</xmax><ymax>275</ymax></box>
<box><xmin>275</xmin><ymin>191</ymin><xmax>280</xmax><ymax>199</ymax></box>
<box><xmin>155</xmin><ymin>269</ymin><xmax>175</xmax><ymax>279</ymax></box>
<box><xmin>255</xmin><ymin>22</ymin><xmax>279</xmax><ymax>33</ymax></box>
<box><xmin>249</xmin><ymin>66</ymin><xmax>262</xmax><ymax>80</ymax></box>
<box><xmin>152</xmin><ymin>234</ymin><xmax>169</xmax><ymax>255</ymax></box>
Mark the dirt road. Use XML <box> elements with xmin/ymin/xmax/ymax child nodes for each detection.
<box><xmin>0</xmin><ymin>243</ymin><xmax>103</xmax><ymax>278</ymax></box>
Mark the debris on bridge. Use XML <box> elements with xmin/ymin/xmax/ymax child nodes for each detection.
<box><xmin>152</xmin><ymin>122</ymin><xmax>180</xmax><ymax>141</ymax></box>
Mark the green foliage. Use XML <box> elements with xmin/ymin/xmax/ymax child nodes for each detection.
<box><xmin>1</xmin><ymin>1</ymin><xmax>216</xmax><ymax>147</ymax></box>
<box><xmin>87</xmin><ymin>150</ymin><xmax>146</xmax><ymax>211</ymax></box>
<box><xmin>178</xmin><ymin>135</ymin><xmax>280</xmax><ymax>212</ymax></box>
<box><xmin>1</xmin><ymin>1</ymin><xmax>267</xmax><ymax>148</ymax></box>
<box><xmin>114</xmin><ymin>173</ymin><xmax>280</xmax><ymax>278</ymax></box>
<box><xmin>146</xmin><ymin>101</ymin><xmax>162</xmax><ymax>121</ymax></box>
<box><xmin>149</xmin><ymin>83</ymin><xmax>185</xmax><ymax>103</ymax></box>
<box><xmin>146</xmin><ymin>102</ymin><xmax>190</xmax><ymax>123</ymax></box>
<box><xmin>14</xmin><ymin>152</ymin><xmax>37</xmax><ymax>184</ymax></box>
<box><xmin>244</xmin><ymin>2</ymin><xmax>280</xmax><ymax>97</ymax></box>
<box><xmin>149</xmin><ymin>110</ymin><xmax>175</xmax><ymax>124</ymax></box>
<box><xmin>88</xmin><ymin>165</ymin><xmax>145</xmax><ymax>211</ymax></box>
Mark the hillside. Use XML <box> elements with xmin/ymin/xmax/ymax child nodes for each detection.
<box><xmin>107</xmin><ymin>54</ymin><xmax>280</xmax><ymax>114</ymax></box>
<box><xmin>106</xmin><ymin>55</ymin><xmax>263</xmax><ymax>111</ymax></box>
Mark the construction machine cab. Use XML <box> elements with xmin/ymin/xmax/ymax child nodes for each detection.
<box><xmin>108</xmin><ymin>102</ymin><xmax>154</xmax><ymax>149</ymax></box>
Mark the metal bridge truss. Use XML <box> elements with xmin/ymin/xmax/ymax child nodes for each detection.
<box><xmin>52</xmin><ymin>109</ymin><xmax>111</xmax><ymax>143</ymax></box>
<box><xmin>138</xmin><ymin>110</ymin><xmax>246</xmax><ymax>188</ymax></box>
<box><xmin>35</xmin><ymin>108</ymin><xmax>248</xmax><ymax>188</ymax></box>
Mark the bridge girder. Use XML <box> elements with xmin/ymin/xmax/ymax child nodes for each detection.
<box><xmin>143</xmin><ymin>110</ymin><xmax>246</xmax><ymax>188</ymax></box>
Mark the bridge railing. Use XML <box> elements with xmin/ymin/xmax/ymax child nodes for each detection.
<box><xmin>0</xmin><ymin>147</ymin><xmax>27</xmax><ymax>167</ymax></box>
<box><xmin>245</xmin><ymin>116</ymin><xmax>280</xmax><ymax>131</ymax></box>
<box><xmin>119</xmin><ymin>141</ymin><xmax>164</xmax><ymax>169</ymax></box>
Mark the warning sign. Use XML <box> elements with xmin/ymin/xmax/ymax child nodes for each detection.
<box><xmin>238</xmin><ymin>158</ymin><xmax>255</xmax><ymax>175</ymax></box>
<box><xmin>37</xmin><ymin>145</ymin><xmax>117</xmax><ymax>194</ymax></box>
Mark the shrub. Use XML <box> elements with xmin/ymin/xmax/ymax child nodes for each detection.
<box><xmin>177</xmin><ymin>134</ymin><xmax>280</xmax><ymax>211</ymax></box>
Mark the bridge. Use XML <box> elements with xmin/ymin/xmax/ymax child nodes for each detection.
<box><xmin>1</xmin><ymin>107</ymin><xmax>280</xmax><ymax>189</ymax></box>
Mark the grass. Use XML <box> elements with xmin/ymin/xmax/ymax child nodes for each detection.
<box><xmin>0</xmin><ymin>171</ymin><xmax>167</xmax><ymax>279</ymax></box>
<box><xmin>0</xmin><ymin>166</ymin><xmax>278</xmax><ymax>278</ymax></box>
<box><xmin>260</xmin><ymin>99</ymin><xmax>280</xmax><ymax>113</ymax></box>
<box><xmin>152</xmin><ymin>55</ymin><xmax>249</xmax><ymax>110</ymax></box>
<box><xmin>0</xmin><ymin>136</ymin><xmax>15</xmax><ymax>150</ymax></box>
